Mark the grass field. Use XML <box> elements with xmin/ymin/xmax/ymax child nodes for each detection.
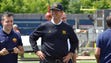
<box><xmin>18</xmin><ymin>60</ymin><xmax>96</xmax><ymax>63</ymax></box>
<box><xmin>77</xmin><ymin>60</ymin><xmax>96</xmax><ymax>63</ymax></box>
<box><xmin>18</xmin><ymin>53</ymin><xmax>96</xmax><ymax>63</ymax></box>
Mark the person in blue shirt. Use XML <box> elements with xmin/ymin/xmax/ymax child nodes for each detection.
<box><xmin>95</xmin><ymin>16</ymin><xmax>111</xmax><ymax>63</ymax></box>
<box><xmin>0</xmin><ymin>12</ymin><xmax>24</xmax><ymax>63</ymax></box>
<box><xmin>29</xmin><ymin>3</ymin><xmax>78</xmax><ymax>63</ymax></box>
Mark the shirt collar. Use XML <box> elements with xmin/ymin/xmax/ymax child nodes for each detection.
<box><xmin>51</xmin><ymin>17</ymin><xmax>62</xmax><ymax>25</ymax></box>
<box><xmin>1</xmin><ymin>29</ymin><xmax>14</xmax><ymax>36</ymax></box>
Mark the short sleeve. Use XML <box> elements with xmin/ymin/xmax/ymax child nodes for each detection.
<box><xmin>96</xmin><ymin>33</ymin><xmax>102</xmax><ymax>48</ymax></box>
<box><xmin>17</xmin><ymin>32</ymin><xmax>23</xmax><ymax>46</ymax></box>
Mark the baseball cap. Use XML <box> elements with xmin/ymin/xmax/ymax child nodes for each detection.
<box><xmin>50</xmin><ymin>3</ymin><xmax>64</xmax><ymax>11</ymax></box>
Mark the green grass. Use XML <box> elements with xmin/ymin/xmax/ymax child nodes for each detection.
<box><xmin>18</xmin><ymin>53</ymin><xmax>96</xmax><ymax>63</ymax></box>
<box><xmin>77</xmin><ymin>60</ymin><xmax>96</xmax><ymax>63</ymax></box>
<box><xmin>18</xmin><ymin>52</ymin><xmax>37</xmax><ymax>58</ymax></box>
<box><xmin>23</xmin><ymin>52</ymin><xmax>37</xmax><ymax>58</ymax></box>
<box><xmin>18</xmin><ymin>61</ymin><xmax>96</xmax><ymax>63</ymax></box>
<box><xmin>18</xmin><ymin>61</ymin><xmax>39</xmax><ymax>63</ymax></box>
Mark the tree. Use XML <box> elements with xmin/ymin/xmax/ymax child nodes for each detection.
<box><xmin>93</xmin><ymin>0</ymin><xmax>111</xmax><ymax>9</ymax></box>
<box><xmin>0</xmin><ymin>0</ymin><xmax>14</xmax><ymax>12</ymax></box>
<box><xmin>0</xmin><ymin>0</ymin><xmax>111</xmax><ymax>14</ymax></box>
<box><xmin>67</xmin><ymin>0</ymin><xmax>83</xmax><ymax>14</ymax></box>
<box><xmin>61</xmin><ymin>0</ymin><xmax>69</xmax><ymax>12</ymax></box>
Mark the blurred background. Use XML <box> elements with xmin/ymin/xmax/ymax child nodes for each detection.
<box><xmin>1</xmin><ymin>0</ymin><xmax>111</xmax><ymax>63</ymax></box>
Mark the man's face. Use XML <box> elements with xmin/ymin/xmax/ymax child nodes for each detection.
<box><xmin>51</xmin><ymin>10</ymin><xmax>63</xmax><ymax>19</ymax></box>
<box><xmin>2</xmin><ymin>16</ymin><xmax>13</xmax><ymax>31</ymax></box>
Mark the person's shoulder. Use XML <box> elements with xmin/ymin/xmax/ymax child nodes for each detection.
<box><xmin>0</xmin><ymin>29</ymin><xmax>3</xmax><ymax>35</ymax></box>
<box><xmin>62</xmin><ymin>22</ymin><xmax>72</xmax><ymax>28</ymax></box>
<box><xmin>102</xmin><ymin>29</ymin><xmax>110</xmax><ymax>34</ymax></box>
<box><xmin>62</xmin><ymin>22</ymin><xmax>70</xmax><ymax>25</ymax></box>
<box><xmin>39</xmin><ymin>21</ymin><xmax>52</xmax><ymax>27</ymax></box>
<box><xmin>98</xmin><ymin>30</ymin><xmax>108</xmax><ymax>38</ymax></box>
<box><xmin>13</xmin><ymin>30</ymin><xmax>21</xmax><ymax>36</ymax></box>
<box><xmin>0</xmin><ymin>29</ymin><xmax>2</xmax><ymax>32</ymax></box>
<box><xmin>35</xmin><ymin>21</ymin><xmax>52</xmax><ymax>30</ymax></box>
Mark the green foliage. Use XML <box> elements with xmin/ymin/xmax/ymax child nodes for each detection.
<box><xmin>0</xmin><ymin>0</ymin><xmax>14</xmax><ymax>12</ymax></box>
<box><xmin>67</xmin><ymin>0</ymin><xmax>83</xmax><ymax>14</ymax></box>
<box><xmin>0</xmin><ymin>0</ymin><xmax>62</xmax><ymax>13</ymax></box>
<box><xmin>61</xmin><ymin>0</ymin><xmax>69</xmax><ymax>12</ymax></box>
<box><xmin>67</xmin><ymin>0</ymin><xmax>111</xmax><ymax>14</ymax></box>
<box><xmin>0</xmin><ymin>0</ymin><xmax>111</xmax><ymax>14</ymax></box>
<box><xmin>93</xmin><ymin>0</ymin><xmax>111</xmax><ymax>9</ymax></box>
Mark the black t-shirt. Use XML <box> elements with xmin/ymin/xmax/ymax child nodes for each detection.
<box><xmin>30</xmin><ymin>21</ymin><xmax>78</xmax><ymax>58</ymax></box>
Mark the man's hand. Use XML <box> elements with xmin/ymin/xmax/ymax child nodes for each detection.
<box><xmin>63</xmin><ymin>52</ymin><xmax>73</xmax><ymax>63</ymax></box>
<box><xmin>13</xmin><ymin>47</ymin><xmax>20</xmax><ymax>54</ymax></box>
<box><xmin>0</xmin><ymin>48</ymin><xmax>9</xmax><ymax>56</ymax></box>
<box><xmin>72</xmin><ymin>53</ymin><xmax>77</xmax><ymax>63</ymax></box>
<box><xmin>36</xmin><ymin>51</ymin><xmax>45</xmax><ymax>60</ymax></box>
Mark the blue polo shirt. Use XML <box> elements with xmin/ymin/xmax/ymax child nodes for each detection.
<box><xmin>0</xmin><ymin>29</ymin><xmax>23</xmax><ymax>63</ymax></box>
<box><xmin>96</xmin><ymin>29</ymin><xmax>111</xmax><ymax>63</ymax></box>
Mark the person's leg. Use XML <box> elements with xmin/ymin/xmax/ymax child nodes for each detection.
<box><xmin>68</xmin><ymin>59</ymin><xmax>73</xmax><ymax>63</ymax></box>
<box><xmin>55</xmin><ymin>59</ymin><xmax>64</xmax><ymax>63</ymax></box>
<box><xmin>40</xmin><ymin>60</ymin><xmax>45</xmax><ymax>63</ymax></box>
<box><xmin>40</xmin><ymin>59</ymin><xmax>56</xmax><ymax>63</ymax></box>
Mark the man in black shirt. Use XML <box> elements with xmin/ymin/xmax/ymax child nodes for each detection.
<box><xmin>29</xmin><ymin>3</ymin><xmax>78</xmax><ymax>63</ymax></box>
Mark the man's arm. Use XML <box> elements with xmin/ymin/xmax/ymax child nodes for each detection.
<box><xmin>72</xmin><ymin>53</ymin><xmax>77</xmax><ymax>63</ymax></box>
<box><xmin>68</xmin><ymin>27</ymin><xmax>79</xmax><ymax>53</ymax></box>
<box><xmin>63</xmin><ymin>52</ymin><xmax>73</xmax><ymax>63</ymax></box>
<box><xmin>68</xmin><ymin>27</ymin><xmax>78</xmax><ymax>63</ymax></box>
<box><xmin>13</xmin><ymin>46</ymin><xmax>24</xmax><ymax>55</ymax></box>
<box><xmin>18</xmin><ymin>46</ymin><xmax>24</xmax><ymax>55</ymax></box>
<box><xmin>29</xmin><ymin>32</ymin><xmax>40</xmax><ymax>52</ymax></box>
<box><xmin>29</xmin><ymin>26</ymin><xmax>43</xmax><ymax>52</ymax></box>
<box><xmin>95</xmin><ymin>47</ymin><xmax>100</xmax><ymax>63</ymax></box>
